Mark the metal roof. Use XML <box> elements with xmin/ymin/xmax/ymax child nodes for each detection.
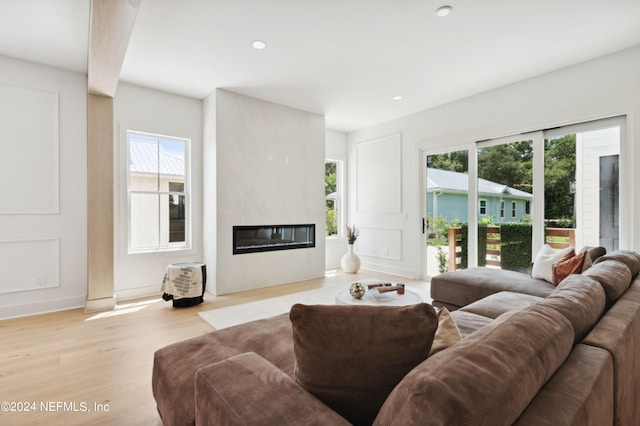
<box><xmin>427</xmin><ymin>168</ymin><xmax>532</xmax><ymax>198</ymax></box>
<box><xmin>129</xmin><ymin>140</ymin><xmax>184</xmax><ymax>176</ymax></box>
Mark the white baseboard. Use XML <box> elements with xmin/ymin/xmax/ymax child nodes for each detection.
<box><xmin>115</xmin><ymin>285</ymin><xmax>160</xmax><ymax>302</ymax></box>
<box><xmin>84</xmin><ymin>296</ymin><xmax>117</xmax><ymax>313</ymax></box>
<box><xmin>0</xmin><ymin>295</ymin><xmax>86</xmax><ymax>320</ymax></box>
<box><xmin>359</xmin><ymin>262</ymin><xmax>418</xmax><ymax>279</ymax></box>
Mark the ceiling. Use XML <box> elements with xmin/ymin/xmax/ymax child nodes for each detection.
<box><xmin>1</xmin><ymin>0</ymin><xmax>639</xmax><ymax>132</ymax></box>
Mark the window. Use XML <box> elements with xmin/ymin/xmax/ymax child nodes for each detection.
<box><xmin>512</xmin><ymin>201</ymin><xmax>517</xmax><ymax>218</ymax></box>
<box><xmin>325</xmin><ymin>160</ymin><xmax>342</xmax><ymax>237</ymax></box>
<box><xmin>479</xmin><ymin>199</ymin><xmax>487</xmax><ymax>216</ymax></box>
<box><xmin>499</xmin><ymin>200</ymin><xmax>505</xmax><ymax>219</ymax></box>
<box><xmin>127</xmin><ymin>131</ymin><xmax>190</xmax><ymax>252</ymax></box>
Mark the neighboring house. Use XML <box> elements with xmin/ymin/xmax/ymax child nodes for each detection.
<box><xmin>427</xmin><ymin>168</ymin><xmax>532</xmax><ymax>224</ymax></box>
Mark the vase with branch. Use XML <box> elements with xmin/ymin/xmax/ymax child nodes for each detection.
<box><xmin>341</xmin><ymin>225</ymin><xmax>361</xmax><ymax>273</ymax></box>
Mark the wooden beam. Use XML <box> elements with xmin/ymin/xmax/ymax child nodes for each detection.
<box><xmin>88</xmin><ymin>0</ymin><xmax>141</xmax><ymax>97</ymax></box>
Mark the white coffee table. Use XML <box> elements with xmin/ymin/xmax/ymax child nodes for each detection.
<box><xmin>335</xmin><ymin>286</ymin><xmax>424</xmax><ymax>306</ymax></box>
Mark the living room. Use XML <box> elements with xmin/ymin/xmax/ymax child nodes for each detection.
<box><xmin>1</xmin><ymin>0</ymin><xmax>640</xmax><ymax>424</ymax></box>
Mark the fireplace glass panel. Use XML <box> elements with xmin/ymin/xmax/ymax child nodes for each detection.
<box><xmin>233</xmin><ymin>224</ymin><xmax>315</xmax><ymax>254</ymax></box>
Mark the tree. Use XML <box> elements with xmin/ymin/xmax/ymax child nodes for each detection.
<box><xmin>478</xmin><ymin>141</ymin><xmax>533</xmax><ymax>194</ymax></box>
<box><xmin>325</xmin><ymin>162</ymin><xmax>336</xmax><ymax>195</ymax></box>
<box><xmin>544</xmin><ymin>135</ymin><xmax>576</xmax><ymax>222</ymax></box>
<box><xmin>427</xmin><ymin>150</ymin><xmax>468</xmax><ymax>173</ymax></box>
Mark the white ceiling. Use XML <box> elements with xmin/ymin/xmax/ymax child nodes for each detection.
<box><xmin>1</xmin><ymin>0</ymin><xmax>639</xmax><ymax>132</ymax></box>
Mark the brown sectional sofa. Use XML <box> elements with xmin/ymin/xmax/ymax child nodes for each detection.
<box><xmin>153</xmin><ymin>250</ymin><xmax>640</xmax><ymax>425</ymax></box>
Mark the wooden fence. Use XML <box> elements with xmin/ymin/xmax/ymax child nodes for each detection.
<box><xmin>447</xmin><ymin>227</ymin><xmax>576</xmax><ymax>271</ymax></box>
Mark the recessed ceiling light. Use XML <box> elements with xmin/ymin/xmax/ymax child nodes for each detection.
<box><xmin>392</xmin><ymin>95</ymin><xmax>403</xmax><ymax>101</ymax></box>
<box><xmin>436</xmin><ymin>5</ymin><xmax>453</xmax><ymax>17</ymax></box>
<box><xmin>252</xmin><ymin>40</ymin><xmax>267</xmax><ymax>49</ymax></box>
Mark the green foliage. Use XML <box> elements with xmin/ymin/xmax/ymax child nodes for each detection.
<box><xmin>325</xmin><ymin>205</ymin><xmax>337</xmax><ymax>236</ymax></box>
<box><xmin>427</xmin><ymin>151</ymin><xmax>469</xmax><ymax>173</ymax></box>
<box><xmin>500</xmin><ymin>223</ymin><xmax>533</xmax><ymax>272</ymax></box>
<box><xmin>478</xmin><ymin>141</ymin><xmax>533</xmax><ymax>194</ymax></box>
<box><xmin>519</xmin><ymin>214</ymin><xmax>533</xmax><ymax>224</ymax></box>
<box><xmin>325</xmin><ymin>162</ymin><xmax>337</xmax><ymax>195</ymax></box>
<box><xmin>436</xmin><ymin>246</ymin><xmax>448</xmax><ymax>274</ymax></box>
<box><xmin>477</xmin><ymin>223</ymin><xmax>487</xmax><ymax>267</ymax></box>
<box><xmin>427</xmin><ymin>214</ymin><xmax>450</xmax><ymax>245</ymax></box>
<box><xmin>544</xmin><ymin>135</ymin><xmax>576</xmax><ymax>220</ymax></box>
<box><xmin>458</xmin><ymin>224</ymin><xmax>468</xmax><ymax>269</ymax></box>
<box><xmin>546</xmin><ymin>217</ymin><xmax>575</xmax><ymax>228</ymax></box>
<box><xmin>457</xmin><ymin>223</ymin><xmax>487</xmax><ymax>268</ymax></box>
<box><xmin>479</xmin><ymin>216</ymin><xmax>495</xmax><ymax>225</ymax></box>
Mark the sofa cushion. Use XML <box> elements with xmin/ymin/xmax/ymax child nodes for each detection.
<box><xmin>289</xmin><ymin>303</ymin><xmax>438</xmax><ymax>426</ymax></box>
<box><xmin>532</xmin><ymin>244</ymin><xmax>574</xmax><ymax>283</ymax></box>
<box><xmin>374</xmin><ymin>304</ymin><xmax>574</xmax><ymax>426</ymax></box>
<box><xmin>578</xmin><ymin>245</ymin><xmax>607</xmax><ymax>264</ymax></box>
<box><xmin>538</xmin><ymin>274</ymin><xmax>606</xmax><ymax>343</ymax></box>
<box><xmin>449</xmin><ymin>310</ymin><xmax>495</xmax><ymax>337</ymax></box>
<box><xmin>582</xmin><ymin>279</ymin><xmax>640</xmax><ymax>426</ymax></box>
<box><xmin>595</xmin><ymin>250</ymin><xmax>640</xmax><ymax>277</ymax></box>
<box><xmin>514</xmin><ymin>344</ymin><xmax>613</xmax><ymax>426</ymax></box>
<box><xmin>459</xmin><ymin>291</ymin><xmax>544</xmax><ymax>319</ymax></box>
<box><xmin>194</xmin><ymin>352</ymin><xmax>351</xmax><ymax>426</ymax></box>
<box><xmin>152</xmin><ymin>313</ymin><xmax>295</xmax><ymax>426</ymax></box>
<box><xmin>429</xmin><ymin>307</ymin><xmax>462</xmax><ymax>356</ymax></box>
<box><xmin>583</xmin><ymin>259</ymin><xmax>633</xmax><ymax>308</ymax></box>
<box><xmin>431</xmin><ymin>267</ymin><xmax>555</xmax><ymax>309</ymax></box>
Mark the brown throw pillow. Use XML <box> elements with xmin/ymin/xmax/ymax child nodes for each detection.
<box><xmin>289</xmin><ymin>303</ymin><xmax>438</xmax><ymax>426</ymax></box>
<box><xmin>429</xmin><ymin>307</ymin><xmax>462</xmax><ymax>356</ymax></box>
<box><xmin>552</xmin><ymin>250</ymin><xmax>586</xmax><ymax>285</ymax></box>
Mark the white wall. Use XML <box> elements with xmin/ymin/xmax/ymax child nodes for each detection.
<box><xmin>113</xmin><ymin>83</ymin><xmax>203</xmax><ymax>300</ymax></box>
<box><xmin>348</xmin><ymin>46</ymin><xmax>640</xmax><ymax>278</ymax></box>
<box><xmin>206</xmin><ymin>89</ymin><xmax>326</xmax><ymax>294</ymax></box>
<box><xmin>325</xmin><ymin>129</ymin><xmax>348</xmax><ymax>269</ymax></box>
<box><xmin>0</xmin><ymin>56</ymin><xmax>87</xmax><ymax>319</ymax></box>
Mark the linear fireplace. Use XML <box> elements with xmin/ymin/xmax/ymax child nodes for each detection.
<box><xmin>233</xmin><ymin>224</ymin><xmax>316</xmax><ymax>255</ymax></box>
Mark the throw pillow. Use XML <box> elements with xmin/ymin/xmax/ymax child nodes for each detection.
<box><xmin>532</xmin><ymin>244</ymin><xmax>574</xmax><ymax>283</ymax></box>
<box><xmin>289</xmin><ymin>303</ymin><xmax>438</xmax><ymax>426</ymax></box>
<box><xmin>581</xmin><ymin>252</ymin><xmax>593</xmax><ymax>272</ymax></box>
<box><xmin>429</xmin><ymin>307</ymin><xmax>462</xmax><ymax>356</ymax></box>
<box><xmin>551</xmin><ymin>250</ymin><xmax>587</xmax><ymax>285</ymax></box>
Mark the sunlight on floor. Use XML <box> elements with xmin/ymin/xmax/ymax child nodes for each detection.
<box><xmin>325</xmin><ymin>269</ymin><xmax>337</xmax><ymax>277</ymax></box>
<box><xmin>85</xmin><ymin>298</ymin><xmax>163</xmax><ymax>321</ymax></box>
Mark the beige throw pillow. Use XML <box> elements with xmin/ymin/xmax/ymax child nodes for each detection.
<box><xmin>429</xmin><ymin>307</ymin><xmax>462</xmax><ymax>356</ymax></box>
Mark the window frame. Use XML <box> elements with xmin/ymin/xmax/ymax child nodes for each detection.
<box><xmin>126</xmin><ymin>130</ymin><xmax>192</xmax><ymax>254</ymax></box>
<box><xmin>325</xmin><ymin>159</ymin><xmax>344</xmax><ymax>238</ymax></box>
<box><xmin>479</xmin><ymin>199</ymin><xmax>487</xmax><ymax>216</ymax></box>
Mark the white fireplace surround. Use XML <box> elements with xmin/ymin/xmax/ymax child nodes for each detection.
<box><xmin>204</xmin><ymin>89</ymin><xmax>326</xmax><ymax>295</ymax></box>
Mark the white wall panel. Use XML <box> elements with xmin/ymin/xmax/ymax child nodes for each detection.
<box><xmin>356</xmin><ymin>227</ymin><xmax>402</xmax><ymax>260</ymax></box>
<box><xmin>357</xmin><ymin>134</ymin><xmax>401</xmax><ymax>213</ymax></box>
<box><xmin>0</xmin><ymin>82</ymin><xmax>58</xmax><ymax>213</ymax></box>
<box><xmin>0</xmin><ymin>239</ymin><xmax>58</xmax><ymax>293</ymax></box>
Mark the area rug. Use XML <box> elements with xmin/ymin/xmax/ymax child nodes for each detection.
<box><xmin>198</xmin><ymin>284</ymin><xmax>430</xmax><ymax>330</ymax></box>
<box><xmin>198</xmin><ymin>286</ymin><xmax>340</xmax><ymax>330</ymax></box>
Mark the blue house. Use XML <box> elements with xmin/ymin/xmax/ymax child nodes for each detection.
<box><xmin>427</xmin><ymin>168</ymin><xmax>532</xmax><ymax>224</ymax></box>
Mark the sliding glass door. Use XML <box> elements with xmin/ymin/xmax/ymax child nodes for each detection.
<box><xmin>476</xmin><ymin>136</ymin><xmax>537</xmax><ymax>272</ymax></box>
<box><xmin>422</xmin><ymin>116</ymin><xmax>625</xmax><ymax>278</ymax></box>
<box><xmin>424</xmin><ymin>149</ymin><xmax>469</xmax><ymax>276</ymax></box>
<box><xmin>545</xmin><ymin>118</ymin><xmax>623</xmax><ymax>252</ymax></box>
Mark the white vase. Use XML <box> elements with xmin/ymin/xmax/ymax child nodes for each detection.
<box><xmin>341</xmin><ymin>244</ymin><xmax>361</xmax><ymax>273</ymax></box>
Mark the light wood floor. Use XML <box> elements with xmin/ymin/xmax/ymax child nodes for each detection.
<box><xmin>0</xmin><ymin>270</ymin><xmax>429</xmax><ymax>425</ymax></box>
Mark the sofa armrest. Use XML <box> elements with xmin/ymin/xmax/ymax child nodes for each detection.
<box><xmin>195</xmin><ymin>352</ymin><xmax>350</xmax><ymax>426</ymax></box>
